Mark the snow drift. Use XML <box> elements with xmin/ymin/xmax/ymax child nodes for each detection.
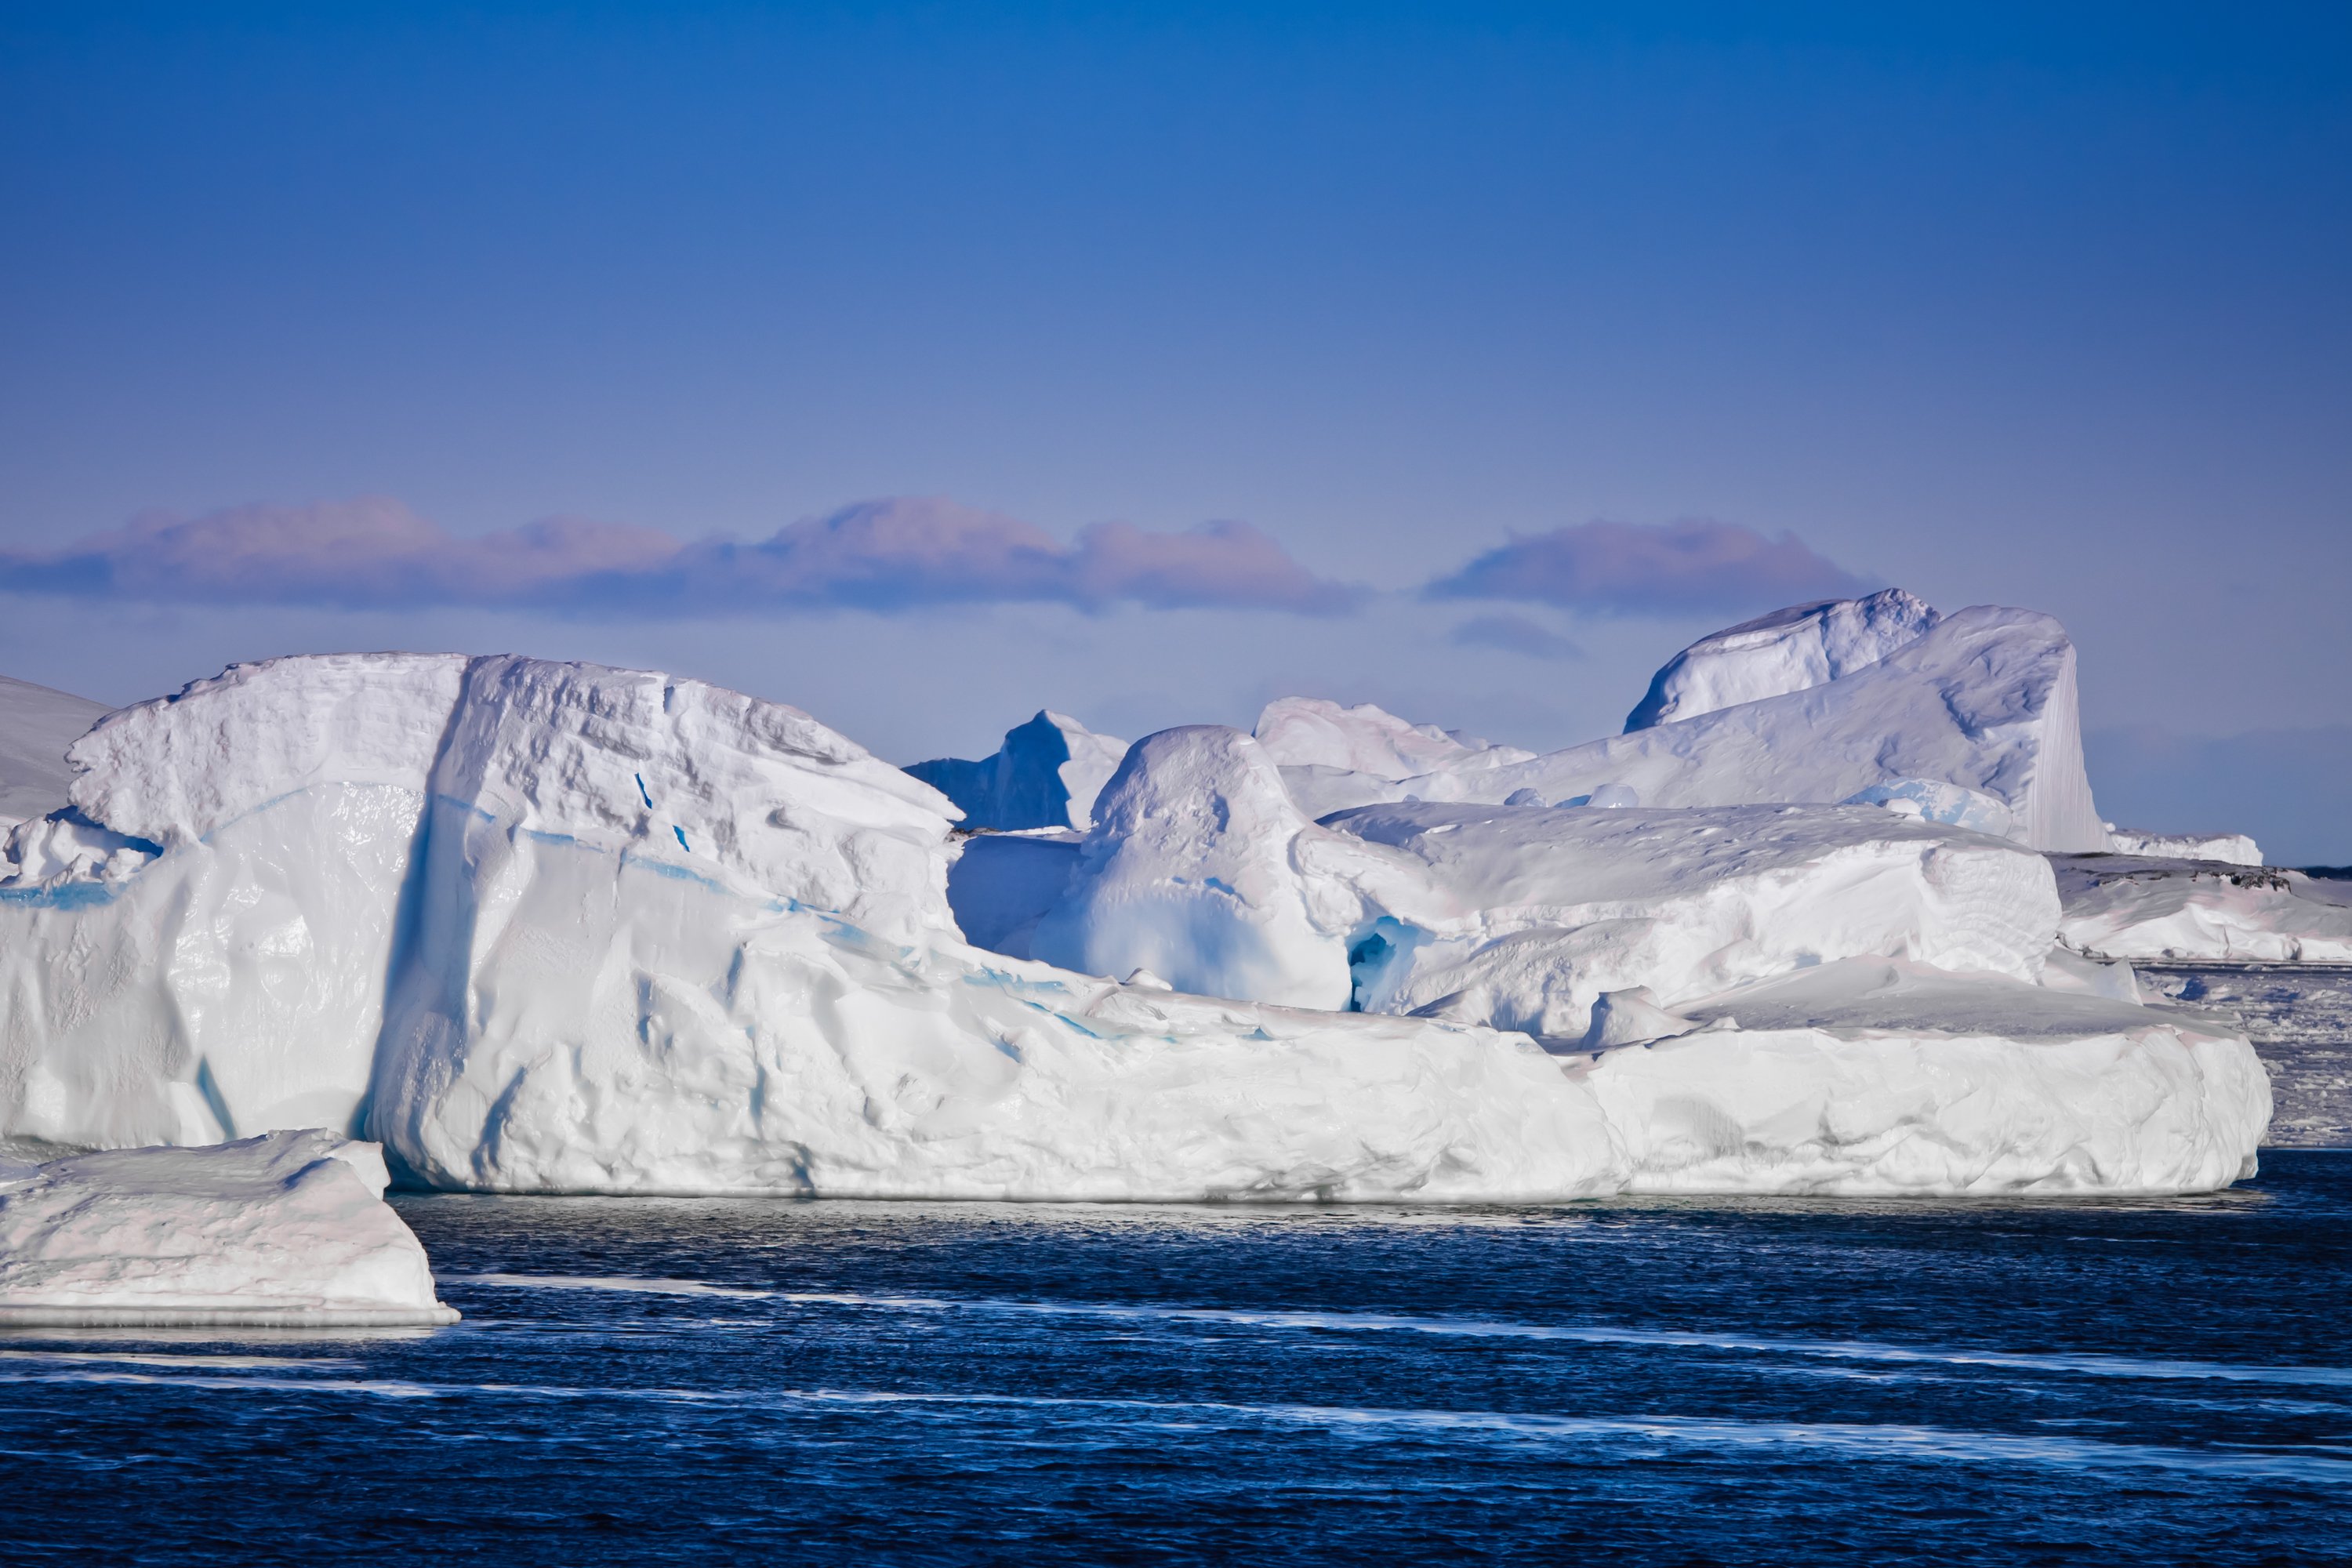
<box><xmin>0</xmin><ymin>1130</ymin><xmax>455</xmax><ymax>1326</ymax></box>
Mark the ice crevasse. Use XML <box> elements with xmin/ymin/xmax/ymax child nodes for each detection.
<box><xmin>0</xmin><ymin>650</ymin><xmax>2268</xmax><ymax>1198</ymax></box>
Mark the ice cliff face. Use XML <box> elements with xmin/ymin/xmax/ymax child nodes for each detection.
<box><xmin>906</xmin><ymin>710</ymin><xmax>1129</xmax><ymax>832</ymax></box>
<box><xmin>1623</xmin><ymin>588</ymin><xmax>1940</xmax><ymax>731</ymax></box>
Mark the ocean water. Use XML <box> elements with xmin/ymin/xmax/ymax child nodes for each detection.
<box><xmin>5</xmin><ymin>1154</ymin><xmax>2349</xmax><ymax>1565</ymax></box>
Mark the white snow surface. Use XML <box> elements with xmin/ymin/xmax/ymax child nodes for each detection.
<box><xmin>1276</xmin><ymin>606</ymin><xmax>2109</xmax><ymax>853</ymax></box>
<box><xmin>906</xmin><ymin>710</ymin><xmax>1129</xmax><ymax>832</ymax></box>
<box><xmin>2103</xmin><ymin>827</ymin><xmax>2263</xmax><ymax>866</ymax></box>
<box><xmin>1319</xmin><ymin>800</ymin><xmax>2063</xmax><ymax>1039</ymax></box>
<box><xmin>1624</xmin><ymin>588</ymin><xmax>1940</xmax><ymax>731</ymax></box>
<box><xmin>1254</xmin><ymin>697</ymin><xmax>1532</xmax><ymax>779</ymax></box>
<box><xmin>1582</xmin><ymin>959</ymin><xmax>2267</xmax><ymax>1194</ymax></box>
<box><xmin>1031</xmin><ymin>727</ymin><xmax>1354</xmax><ymax>1011</ymax></box>
<box><xmin>2053</xmin><ymin>855</ymin><xmax>2352</xmax><ymax>964</ymax></box>
<box><xmin>0</xmin><ymin>1130</ymin><xmax>455</xmax><ymax>1325</ymax></box>
<box><xmin>0</xmin><ymin>650</ymin><xmax>2267</xmax><ymax>1197</ymax></box>
<box><xmin>0</xmin><ymin>673</ymin><xmax>110</xmax><ymax>829</ymax></box>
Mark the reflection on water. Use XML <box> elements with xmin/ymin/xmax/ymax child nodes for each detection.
<box><xmin>4</xmin><ymin>1153</ymin><xmax>2348</xmax><ymax>1565</ymax></box>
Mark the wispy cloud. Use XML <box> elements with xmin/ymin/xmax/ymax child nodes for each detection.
<box><xmin>0</xmin><ymin>495</ymin><xmax>1364</xmax><ymax>617</ymax></box>
<box><xmin>1424</xmin><ymin>519</ymin><xmax>1870</xmax><ymax>616</ymax></box>
<box><xmin>1447</xmin><ymin>614</ymin><xmax>1584</xmax><ymax>660</ymax></box>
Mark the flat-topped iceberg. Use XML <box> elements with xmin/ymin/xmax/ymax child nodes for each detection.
<box><xmin>2054</xmin><ymin>854</ymin><xmax>2352</xmax><ymax>964</ymax></box>
<box><xmin>2103</xmin><ymin>827</ymin><xmax>2263</xmax><ymax>867</ymax></box>
<box><xmin>0</xmin><ymin>1131</ymin><xmax>456</xmax><ymax>1326</ymax></box>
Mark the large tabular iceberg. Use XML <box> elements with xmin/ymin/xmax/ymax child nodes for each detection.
<box><xmin>0</xmin><ymin>1130</ymin><xmax>455</xmax><ymax>1326</ymax></box>
<box><xmin>0</xmin><ymin>641</ymin><xmax>2272</xmax><ymax>1198</ymax></box>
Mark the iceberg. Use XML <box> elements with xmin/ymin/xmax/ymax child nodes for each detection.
<box><xmin>2053</xmin><ymin>853</ymin><xmax>2352</xmax><ymax>964</ymax></box>
<box><xmin>906</xmin><ymin>710</ymin><xmax>1129</xmax><ymax>832</ymax></box>
<box><xmin>0</xmin><ymin>673</ymin><xmax>109</xmax><ymax>829</ymax></box>
<box><xmin>1623</xmin><ymin>588</ymin><xmax>1940</xmax><ymax>731</ymax></box>
<box><xmin>0</xmin><ymin>1130</ymin><xmax>456</xmax><ymax>1326</ymax></box>
<box><xmin>0</xmin><ymin>650</ymin><xmax>2268</xmax><ymax>1197</ymax></box>
<box><xmin>1288</xmin><ymin>604</ymin><xmax>2110</xmax><ymax>853</ymax></box>
<box><xmin>2104</xmin><ymin>826</ymin><xmax>2263</xmax><ymax>867</ymax></box>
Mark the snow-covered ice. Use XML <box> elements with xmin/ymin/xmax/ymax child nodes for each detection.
<box><xmin>0</xmin><ymin>637</ymin><xmax>2274</xmax><ymax>1198</ymax></box>
<box><xmin>1623</xmin><ymin>588</ymin><xmax>1940</xmax><ymax>731</ymax></box>
<box><xmin>906</xmin><ymin>710</ymin><xmax>1128</xmax><ymax>832</ymax></box>
<box><xmin>0</xmin><ymin>673</ymin><xmax>108</xmax><ymax>830</ymax></box>
<box><xmin>1270</xmin><ymin>606</ymin><xmax>2111</xmax><ymax>853</ymax></box>
<box><xmin>1031</xmin><ymin>726</ymin><xmax>1356</xmax><ymax>1010</ymax></box>
<box><xmin>1583</xmin><ymin>959</ymin><xmax>2267</xmax><ymax>1194</ymax></box>
<box><xmin>1320</xmin><ymin>800</ymin><xmax>2063</xmax><ymax>1038</ymax></box>
<box><xmin>2103</xmin><ymin>826</ymin><xmax>2264</xmax><ymax>866</ymax></box>
<box><xmin>2054</xmin><ymin>854</ymin><xmax>2352</xmax><ymax>964</ymax></box>
<box><xmin>0</xmin><ymin>1130</ymin><xmax>456</xmax><ymax>1326</ymax></box>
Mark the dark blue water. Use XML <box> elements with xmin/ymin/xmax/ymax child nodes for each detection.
<box><xmin>4</xmin><ymin>1154</ymin><xmax>2349</xmax><ymax>1565</ymax></box>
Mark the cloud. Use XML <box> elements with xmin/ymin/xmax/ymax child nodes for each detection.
<box><xmin>1425</xmin><ymin>519</ymin><xmax>1871</xmax><ymax>616</ymax></box>
<box><xmin>1447</xmin><ymin>614</ymin><xmax>1584</xmax><ymax>660</ymax></box>
<box><xmin>0</xmin><ymin>495</ymin><xmax>1363</xmax><ymax>617</ymax></box>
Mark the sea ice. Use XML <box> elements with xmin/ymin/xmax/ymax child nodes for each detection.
<box><xmin>0</xmin><ymin>1130</ymin><xmax>456</xmax><ymax>1326</ymax></box>
<box><xmin>906</xmin><ymin>710</ymin><xmax>1129</xmax><ymax>832</ymax></box>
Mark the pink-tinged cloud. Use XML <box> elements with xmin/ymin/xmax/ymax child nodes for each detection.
<box><xmin>2</xmin><ymin>495</ymin><xmax>1362</xmax><ymax>616</ymax></box>
<box><xmin>1425</xmin><ymin>519</ymin><xmax>1871</xmax><ymax>615</ymax></box>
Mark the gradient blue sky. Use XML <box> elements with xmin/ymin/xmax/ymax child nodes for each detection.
<box><xmin>3</xmin><ymin>3</ymin><xmax>2347</xmax><ymax>856</ymax></box>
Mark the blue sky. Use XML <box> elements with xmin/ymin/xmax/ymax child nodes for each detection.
<box><xmin>2</xmin><ymin>2</ymin><xmax>2347</xmax><ymax>857</ymax></box>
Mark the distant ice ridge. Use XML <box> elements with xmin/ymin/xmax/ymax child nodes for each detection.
<box><xmin>906</xmin><ymin>711</ymin><xmax>1129</xmax><ymax>832</ymax></box>
<box><xmin>0</xmin><ymin>1131</ymin><xmax>455</xmax><ymax>1326</ymax></box>
<box><xmin>0</xmin><ymin>673</ymin><xmax>109</xmax><ymax>830</ymax></box>
<box><xmin>1266</xmin><ymin>602</ymin><xmax>2109</xmax><ymax>854</ymax></box>
<box><xmin>1623</xmin><ymin>588</ymin><xmax>1940</xmax><ymax>731</ymax></box>
<box><xmin>2053</xmin><ymin>855</ymin><xmax>2352</xmax><ymax>964</ymax></box>
<box><xmin>0</xmin><ymin>648</ymin><xmax>2269</xmax><ymax>1196</ymax></box>
<box><xmin>2103</xmin><ymin>826</ymin><xmax>2263</xmax><ymax>867</ymax></box>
